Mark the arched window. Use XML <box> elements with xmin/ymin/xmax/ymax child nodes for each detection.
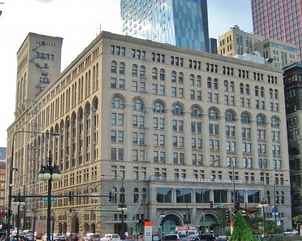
<box><xmin>224</xmin><ymin>80</ymin><xmax>229</xmax><ymax>92</ymax></box>
<box><xmin>171</xmin><ymin>71</ymin><xmax>177</xmax><ymax>83</ymax></box>
<box><xmin>133</xmin><ymin>188</ymin><xmax>139</xmax><ymax>203</ymax></box>
<box><xmin>160</xmin><ymin>68</ymin><xmax>165</xmax><ymax>81</ymax></box>
<box><xmin>191</xmin><ymin>105</ymin><xmax>202</xmax><ymax>118</ymax></box>
<box><xmin>172</xmin><ymin>102</ymin><xmax>184</xmax><ymax>115</ymax></box>
<box><xmin>190</xmin><ymin>74</ymin><xmax>195</xmax><ymax>86</ymax></box>
<box><xmin>208</xmin><ymin>107</ymin><xmax>220</xmax><ymax>120</ymax></box>
<box><xmin>241</xmin><ymin>112</ymin><xmax>251</xmax><ymax>124</ymax></box>
<box><xmin>112</xmin><ymin>96</ymin><xmax>125</xmax><ymax>109</ymax></box>
<box><xmin>179</xmin><ymin>72</ymin><xmax>184</xmax><ymax>84</ymax></box>
<box><xmin>256</xmin><ymin>113</ymin><xmax>267</xmax><ymax>126</ymax></box>
<box><xmin>152</xmin><ymin>67</ymin><xmax>158</xmax><ymax>80</ymax></box>
<box><xmin>112</xmin><ymin>187</ymin><xmax>117</xmax><ymax>203</ymax></box>
<box><xmin>132</xmin><ymin>64</ymin><xmax>138</xmax><ymax>77</ymax></box>
<box><xmin>225</xmin><ymin>109</ymin><xmax>237</xmax><ymax>122</ymax></box>
<box><xmin>119</xmin><ymin>62</ymin><xmax>125</xmax><ymax>75</ymax></box>
<box><xmin>119</xmin><ymin>187</ymin><xmax>125</xmax><ymax>203</ymax></box>
<box><xmin>271</xmin><ymin>116</ymin><xmax>280</xmax><ymax>128</ymax></box>
<box><xmin>140</xmin><ymin>65</ymin><xmax>146</xmax><ymax>79</ymax></box>
<box><xmin>153</xmin><ymin>100</ymin><xmax>165</xmax><ymax>113</ymax></box>
<box><xmin>133</xmin><ymin>98</ymin><xmax>144</xmax><ymax>112</ymax></box>
<box><xmin>111</xmin><ymin>61</ymin><xmax>117</xmax><ymax>73</ymax></box>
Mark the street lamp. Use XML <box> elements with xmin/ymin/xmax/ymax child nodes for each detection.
<box><xmin>6</xmin><ymin>130</ymin><xmax>60</xmax><ymax>241</ymax></box>
<box><xmin>38</xmin><ymin>151</ymin><xmax>62</xmax><ymax>241</ymax></box>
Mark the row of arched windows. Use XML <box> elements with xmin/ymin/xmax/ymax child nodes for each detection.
<box><xmin>111</xmin><ymin>95</ymin><xmax>281</xmax><ymax>127</ymax></box>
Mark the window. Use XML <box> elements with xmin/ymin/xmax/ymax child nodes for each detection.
<box><xmin>119</xmin><ymin>62</ymin><xmax>125</xmax><ymax>75</ymax></box>
<box><xmin>133</xmin><ymin>188</ymin><xmax>139</xmax><ymax>203</ymax></box>
<box><xmin>176</xmin><ymin>189</ymin><xmax>192</xmax><ymax>203</ymax></box>
<box><xmin>172</xmin><ymin>102</ymin><xmax>184</xmax><ymax>115</ymax></box>
<box><xmin>111</xmin><ymin>61</ymin><xmax>117</xmax><ymax>73</ymax></box>
<box><xmin>196</xmin><ymin>190</ymin><xmax>210</xmax><ymax>203</ymax></box>
<box><xmin>256</xmin><ymin>114</ymin><xmax>266</xmax><ymax>126</ymax></box>
<box><xmin>133</xmin><ymin>98</ymin><xmax>144</xmax><ymax>112</ymax></box>
<box><xmin>152</xmin><ymin>67</ymin><xmax>158</xmax><ymax>80</ymax></box>
<box><xmin>160</xmin><ymin>69</ymin><xmax>165</xmax><ymax>81</ymax></box>
<box><xmin>156</xmin><ymin>188</ymin><xmax>172</xmax><ymax>203</ymax></box>
<box><xmin>271</xmin><ymin>116</ymin><xmax>280</xmax><ymax>128</ymax></box>
<box><xmin>214</xmin><ymin>190</ymin><xmax>227</xmax><ymax>203</ymax></box>
<box><xmin>208</xmin><ymin>107</ymin><xmax>220</xmax><ymax>120</ymax></box>
<box><xmin>225</xmin><ymin>109</ymin><xmax>236</xmax><ymax>122</ymax></box>
<box><xmin>241</xmin><ymin>112</ymin><xmax>251</xmax><ymax>124</ymax></box>
<box><xmin>153</xmin><ymin>100</ymin><xmax>165</xmax><ymax>113</ymax></box>
<box><xmin>132</xmin><ymin>64</ymin><xmax>138</xmax><ymax>77</ymax></box>
<box><xmin>112</xmin><ymin>96</ymin><xmax>125</xmax><ymax>109</ymax></box>
<box><xmin>247</xmin><ymin>190</ymin><xmax>260</xmax><ymax>203</ymax></box>
<box><xmin>111</xmin><ymin>148</ymin><xmax>124</xmax><ymax>161</ymax></box>
<box><xmin>191</xmin><ymin>105</ymin><xmax>202</xmax><ymax>118</ymax></box>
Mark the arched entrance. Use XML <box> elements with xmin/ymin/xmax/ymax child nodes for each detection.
<box><xmin>90</xmin><ymin>223</ymin><xmax>96</xmax><ymax>233</ymax></box>
<box><xmin>199</xmin><ymin>214</ymin><xmax>219</xmax><ymax>233</ymax></box>
<box><xmin>71</xmin><ymin>215</ymin><xmax>80</xmax><ymax>234</ymax></box>
<box><xmin>160</xmin><ymin>214</ymin><xmax>183</xmax><ymax>235</ymax></box>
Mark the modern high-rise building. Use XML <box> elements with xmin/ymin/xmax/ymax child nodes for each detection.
<box><xmin>121</xmin><ymin>0</ymin><xmax>209</xmax><ymax>52</ymax></box>
<box><xmin>251</xmin><ymin>0</ymin><xmax>302</xmax><ymax>60</ymax></box>
<box><xmin>8</xmin><ymin>31</ymin><xmax>293</xmax><ymax>236</ymax></box>
<box><xmin>209</xmin><ymin>38</ymin><xmax>218</xmax><ymax>54</ymax></box>
<box><xmin>284</xmin><ymin>63</ymin><xmax>302</xmax><ymax>217</ymax></box>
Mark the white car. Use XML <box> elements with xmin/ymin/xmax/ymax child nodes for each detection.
<box><xmin>100</xmin><ymin>234</ymin><xmax>121</xmax><ymax>241</ymax></box>
<box><xmin>284</xmin><ymin>230</ymin><xmax>298</xmax><ymax>236</ymax></box>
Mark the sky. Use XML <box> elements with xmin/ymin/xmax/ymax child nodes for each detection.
<box><xmin>0</xmin><ymin>0</ymin><xmax>252</xmax><ymax>147</ymax></box>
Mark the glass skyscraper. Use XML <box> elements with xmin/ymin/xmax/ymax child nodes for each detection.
<box><xmin>251</xmin><ymin>0</ymin><xmax>302</xmax><ymax>60</ymax></box>
<box><xmin>121</xmin><ymin>0</ymin><xmax>209</xmax><ymax>52</ymax></box>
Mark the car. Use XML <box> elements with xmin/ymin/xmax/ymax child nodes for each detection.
<box><xmin>162</xmin><ymin>234</ymin><xmax>180</xmax><ymax>241</ymax></box>
<box><xmin>283</xmin><ymin>229</ymin><xmax>298</xmax><ymax>236</ymax></box>
<box><xmin>100</xmin><ymin>234</ymin><xmax>120</xmax><ymax>241</ymax></box>
<box><xmin>199</xmin><ymin>234</ymin><xmax>215</xmax><ymax>241</ymax></box>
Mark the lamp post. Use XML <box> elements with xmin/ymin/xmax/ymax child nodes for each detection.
<box><xmin>38</xmin><ymin>150</ymin><xmax>62</xmax><ymax>241</ymax></box>
<box><xmin>6</xmin><ymin>130</ymin><xmax>60</xmax><ymax>241</ymax></box>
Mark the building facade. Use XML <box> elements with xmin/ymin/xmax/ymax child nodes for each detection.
<box><xmin>218</xmin><ymin>25</ymin><xmax>264</xmax><ymax>57</ymax></box>
<box><xmin>7</xmin><ymin>31</ymin><xmax>292</xmax><ymax>236</ymax></box>
<box><xmin>0</xmin><ymin>147</ymin><xmax>6</xmax><ymax>223</ymax></box>
<box><xmin>121</xmin><ymin>0</ymin><xmax>209</xmax><ymax>52</ymax></box>
<box><xmin>251</xmin><ymin>0</ymin><xmax>302</xmax><ymax>60</ymax></box>
<box><xmin>218</xmin><ymin>26</ymin><xmax>299</xmax><ymax>70</ymax></box>
<box><xmin>284</xmin><ymin>63</ymin><xmax>302</xmax><ymax>217</ymax></box>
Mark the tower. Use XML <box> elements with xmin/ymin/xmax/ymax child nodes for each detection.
<box><xmin>15</xmin><ymin>33</ymin><xmax>63</xmax><ymax>117</ymax></box>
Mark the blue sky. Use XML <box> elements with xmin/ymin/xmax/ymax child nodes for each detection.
<box><xmin>0</xmin><ymin>0</ymin><xmax>253</xmax><ymax>147</ymax></box>
<box><xmin>208</xmin><ymin>0</ymin><xmax>253</xmax><ymax>38</ymax></box>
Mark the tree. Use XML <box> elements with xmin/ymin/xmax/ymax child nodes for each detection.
<box><xmin>230</xmin><ymin>212</ymin><xmax>257</xmax><ymax>241</ymax></box>
<box><xmin>293</xmin><ymin>214</ymin><xmax>302</xmax><ymax>230</ymax></box>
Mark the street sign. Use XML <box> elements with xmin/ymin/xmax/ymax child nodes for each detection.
<box><xmin>144</xmin><ymin>220</ymin><xmax>153</xmax><ymax>241</ymax></box>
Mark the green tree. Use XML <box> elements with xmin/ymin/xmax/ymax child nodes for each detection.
<box><xmin>230</xmin><ymin>212</ymin><xmax>257</xmax><ymax>241</ymax></box>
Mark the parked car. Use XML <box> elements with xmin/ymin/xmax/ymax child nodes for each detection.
<box><xmin>162</xmin><ymin>234</ymin><xmax>180</xmax><ymax>241</ymax></box>
<box><xmin>283</xmin><ymin>229</ymin><xmax>298</xmax><ymax>236</ymax></box>
<box><xmin>199</xmin><ymin>234</ymin><xmax>215</xmax><ymax>241</ymax></box>
<box><xmin>84</xmin><ymin>233</ymin><xmax>101</xmax><ymax>241</ymax></box>
<box><xmin>100</xmin><ymin>234</ymin><xmax>120</xmax><ymax>241</ymax></box>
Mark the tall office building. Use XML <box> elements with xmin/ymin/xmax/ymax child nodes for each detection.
<box><xmin>284</xmin><ymin>63</ymin><xmax>302</xmax><ymax>217</ymax></box>
<box><xmin>121</xmin><ymin>0</ymin><xmax>209</xmax><ymax>52</ymax></box>
<box><xmin>251</xmin><ymin>0</ymin><xmax>302</xmax><ymax>59</ymax></box>
<box><xmin>8</xmin><ymin>31</ymin><xmax>292</xmax><ymax>236</ymax></box>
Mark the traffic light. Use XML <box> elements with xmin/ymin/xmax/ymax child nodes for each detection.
<box><xmin>209</xmin><ymin>201</ymin><xmax>214</xmax><ymax>208</ymax></box>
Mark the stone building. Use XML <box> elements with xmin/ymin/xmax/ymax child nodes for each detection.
<box><xmin>218</xmin><ymin>25</ymin><xmax>299</xmax><ymax>70</ymax></box>
<box><xmin>7</xmin><ymin>31</ymin><xmax>292</xmax><ymax>236</ymax></box>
